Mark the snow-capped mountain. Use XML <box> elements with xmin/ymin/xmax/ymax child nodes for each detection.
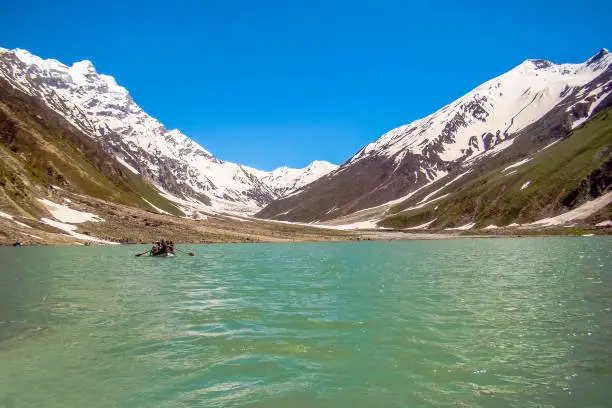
<box><xmin>258</xmin><ymin>49</ymin><xmax>612</xmax><ymax>222</ymax></box>
<box><xmin>351</xmin><ymin>49</ymin><xmax>611</xmax><ymax>167</ymax></box>
<box><xmin>0</xmin><ymin>47</ymin><xmax>336</xmax><ymax>213</ymax></box>
<box><xmin>247</xmin><ymin>160</ymin><xmax>338</xmax><ymax>197</ymax></box>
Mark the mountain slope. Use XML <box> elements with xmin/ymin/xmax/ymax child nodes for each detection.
<box><xmin>257</xmin><ymin>49</ymin><xmax>612</xmax><ymax>223</ymax></box>
<box><xmin>0</xmin><ymin>75</ymin><xmax>184</xmax><ymax>220</ymax></box>
<box><xmin>0</xmin><ymin>47</ymin><xmax>336</xmax><ymax>214</ymax></box>
<box><xmin>379</xmin><ymin>107</ymin><xmax>612</xmax><ymax>230</ymax></box>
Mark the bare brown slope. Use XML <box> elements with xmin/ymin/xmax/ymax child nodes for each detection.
<box><xmin>0</xmin><ymin>187</ymin><xmax>354</xmax><ymax>246</ymax></box>
<box><xmin>256</xmin><ymin>152</ymin><xmax>451</xmax><ymax>222</ymax></box>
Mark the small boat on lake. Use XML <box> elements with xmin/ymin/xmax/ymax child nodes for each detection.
<box><xmin>135</xmin><ymin>239</ymin><xmax>193</xmax><ymax>257</ymax></box>
<box><xmin>149</xmin><ymin>239</ymin><xmax>175</xmax><ymax>257</ymax></box>
<box><xmin>151</xmin><ymin>251</ymin><xmax>175</xmax><ymax>258</ymax></box>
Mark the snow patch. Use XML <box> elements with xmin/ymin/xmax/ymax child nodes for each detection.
<box><xmin>595</xmin><ymin>220</ymin><xmax>612</xmax><ymax>227</ymax></box>
<box><xmin>324</xmin><ymin>219</ymin><xmax>381</xmax><ymax>230</ymax></box>
<box><xmin>503</xmin><ymin>158</ymin><xmax>531</xmax><ymax>172</ymax></box>
<box><xmin>417</xmin><ymin>171</ymin><xmax>470</xmax><ymax>204</ymax></box>
<box><xmin>352</xmin><ymin>169</ymin><xmax>449</xmax><ymax>215</ymax></box>
<box><xmin>0</xmin><ymin>211</ymin><xmax>14</xmax><ymax>219</ymax></box>
<box><xmin>403</xmin><ymin>194</ymin><xmax>449</xmax><ymax>212</ymax></box>
<box><xmin>115</xmin><ymin>156</ymin><xmax>140</xmax><ymax>174</ymax></box>
<box><xmin>141</xmin><ymin>198</ymin><xmax>172</xmax><ymax>215</ymax></box>
<box><xmin>13</xmin><ymin>220</ymin><xmax>31</xmax><ymax>229</ymax></box>
<box><xmin>445</xmin><ymin>222</ymin><xmax>475</xmax><ymax>231</ymax></box>
<box><xmin>221</xmin><ymin>214</ymin><xmax>253</xmax><ymax>223</ymax></box>
<box><xmin>520</xmin><ymin>181</ymin><xmax>531</xmax><ymax>190</ymax></box>
<box><xmin>325</xmin><ymin>206</ymin><xmax>339</xmax><ymax>215</ymax></box>
<box><xmin>462</xmin><ymin>138</ymin><xmax>518</xmax><ymax>168</ymax></box>
<box><xmin>405</xmin><ymin>219</ymin><xmax>437</xmax><ymax>230</ymax></box>
<box><xmin>570</xmin><ymin>83</ymin><xmax>612</xmax><ymax>128</ymax></box>
<box><xmin>40</xmin><ymin>218</ymin><xmax>117</xmax><ymax>244</ymax></box>
<box><xmin>538</xmin><ymin>139</ymin><xmax>561</xmax><ymax>152</ymax></box>
<box><xmin>38</xmin><ymin>199</ymin><xmax>104</xmax><ymax>223</ymax></box>
<box><xmin>264</xmin><ymin>217</ymin><xmax>381</xmax><ymax>231</ymax></box>
<box><xmin>393</xmin><ymin>151</ymin><xmax>408</xmax><ymax>171</ymax></box>
<box><xmin>526</xmin><ymin>191</ymin><xmax>612</xmax><ymax>226</ymax></box>
<box><xmin>0</xmin><ymin>210</ymin><xmax>32</xmax><ymax>228</ymax></box>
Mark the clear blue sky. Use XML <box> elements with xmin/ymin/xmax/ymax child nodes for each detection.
<box><xmin>1</xmin><ymin>0</ymin><xmax>609</xmax><ymax>170</ymax></box>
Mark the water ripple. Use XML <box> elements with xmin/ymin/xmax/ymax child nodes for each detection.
<box><xmin>0</xmin><ymin>238</ymin><xmax>611</xmax><ymax>407</ymax></box>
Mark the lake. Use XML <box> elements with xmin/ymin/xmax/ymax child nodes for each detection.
<box><xmin>1</xmin><ymin>237</ymin><xmax>611</xmax><ymax>407</ymax></box>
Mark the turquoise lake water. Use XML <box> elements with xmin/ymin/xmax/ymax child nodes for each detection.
<box><xmin>1</xmin><ymin>237</ymin><xmax>611</xmax><ymax>407</ymax></box>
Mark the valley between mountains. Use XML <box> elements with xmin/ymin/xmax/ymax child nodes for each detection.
<box><xmin>0</xmin><ymin>47</ymin><xmax>610</xmax><ymax>245</ymax></box>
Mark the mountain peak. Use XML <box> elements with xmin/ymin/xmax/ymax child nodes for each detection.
<box><xmin>71</xmin><ymin>59</ymin><xmax>96</xmax><ymax>73</ymax></box>
<box><xmin>529</xmin><ymin>59</ymin><xmax>554</xmax><ymax>70</ymax></box>
<box><xmin>68</xmin><ymin>60</ymin><xmax>98</xmax><ymax>85</ymax></box>
<box><xmin>306</xmin><ymin>160</ymin><xmax>338</xmax><ymax>171</ymax></box>
<box><xmin>586</xmin><ymin>48</ymin><xmax>611</xmax><ymax>67</ymax></box>
<box><xmin>13</xmin><ymin>48</ymin><xmax>45</xmax><ymax>65</ymax></box>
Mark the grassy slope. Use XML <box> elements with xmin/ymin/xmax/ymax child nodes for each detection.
<box><xmin>0</xmin><ymin>81</ymin><xmax>183</xmax><ymax>217</ymax></box>
<box><xmin>380</xmin><ymin>108</ymin><xmax>612</xmax><ymax>229</ymax></box>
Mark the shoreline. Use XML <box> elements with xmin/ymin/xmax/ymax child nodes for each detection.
<box><xmin>2</xmin><ymin>227</ymin><xmax>609</xmax><ymax>247</ymax></box>
<box><xmin>2</xmin><ymin>187</ymin><xmax>609</xmax><ymax>247</ymax></box>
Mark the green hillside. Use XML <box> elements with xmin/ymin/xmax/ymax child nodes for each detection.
<box><xmin>0</xmin><ymin>80</ymin><xmax>183</xmax><ymax>218</ymax></box>
<box><xmin>380</xmin><ymin>108</ymin><xmax>612</xmax><ymax>229</ymax></box>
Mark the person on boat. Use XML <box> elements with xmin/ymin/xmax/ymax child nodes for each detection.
<box><xmin>151</xmin><ymin>241</ymin><xmax>161</xmax><ymax>256</ymax></box>
<box><xmin>160</xmin><ymin>239</ymin><xmax>168</xmax><ymax>255</ymax></box>
<box><xmin>169</xmin><ymin>241</ymin><xmax>175</xmax><ymax>254</ymax></box>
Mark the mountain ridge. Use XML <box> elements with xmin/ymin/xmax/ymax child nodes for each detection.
<box><xmin>1</xmin><ymin>46</ymin><xmax>610</xmax><ymax>232</ymax></box>
<box><xmin>0</xmin><ymin>47</ymin><xmax>336</xmax><ymax>214</ymax></box>
<box><xmin>257</xmin><ymin>48</ymin><xmax>612</xmax><ymax>225</ymax></box>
